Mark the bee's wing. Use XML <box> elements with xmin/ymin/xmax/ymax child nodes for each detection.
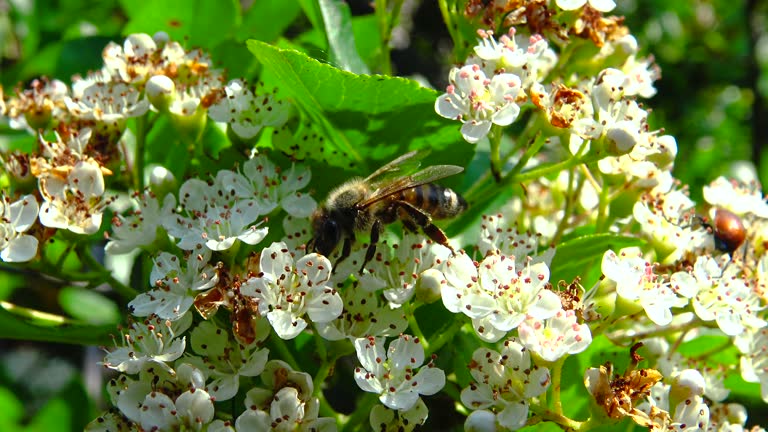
<box><xmin>356</xmin><ymin>165</ymin><xmax>464</xmax><ymax>209</ymax></box>
<box><xmin>364</xmin><ymin>150</ymin><xmax>427</xmax><ymax>186</ymax></box>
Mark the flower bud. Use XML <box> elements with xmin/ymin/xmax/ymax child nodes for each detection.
<box><xmin>146</xmin><ymin>75</ymin><xmax>175</xmax><ymax>113</ymax></box>
<box><xmin>465</xmin><ymin>410</ymin><xmax>497</xmax><ymax>432</ymax></box>
<box><xmin>147</xmin><ymin>164</ymin><xmax>177</xmax><ymax>198</ymax></box>
<box><xmin>176</xmin><ymin>363</ymin><xmax>206</xmax><ymax>389</ymax></box>
<box><xmin>415</xmin><ymin>268</ymin><xmax>443</xmax><ymax>304</ymax></box>
<box><xmin>153</xmin><ymin>31</ymin><xmax>170</xmax><ymax>47</ymax></box>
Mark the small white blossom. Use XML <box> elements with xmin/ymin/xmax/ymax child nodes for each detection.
<box><xmin>0</xmin><ymin>194</ymin><xmax>40</xmax><ymax>262</ymax></box>
<box><xmin>440</xmin><ymin>251</ymin><xmax>560</xmax><ymax>342</ymax></box>
<box><xmin>128</xmin><ymin>249</ymin><xmax>219</xmax><ymax>321</ymax></box>
<box><xmin>356</xmin><ymin>235</ymin><xmax>451</xmax><ymax>307</ymax></box>
<box><xmin>601</xmin><ymin>248</ymin><xmax>689</xmax><ymax>326</ymax></box>
<box><xmin>163</xmin><ymin>175</ymin><xmax>268</xmax><ymax>251</ymax></box>
<box><xmin>517</xmin><ymin>309</ymin><xmax>592</xmax><ymax>362</ymax></box>
<box><xmin>461</xmin><ymin>339</ymin><xmax>550</xmax><ymax>430</ymax></box>
<box><xmin>208</xmin><ymin>79</ymin><xmax>292</xmax><ymax>139</ymax></box>
<box><xmin>230</xmin><ymin>386</ymin><xmax>336</xmax><ymax>432</ymax></box>
<box><xmin>354</xmin><ymin>335</ymin><xmax>445</xmax><ymax>411</ymax></box>
<box><xmin>101</xmin><ymin>313</ymin><xmax>191</xmax><ymax>374</ymax></box>
<box><xmin>65</xmin><ymin>81</ymin><xmax>149</xmax><ymax>127</ymax></box>
<box><xmin>102</xmin><ymin>33</ymin><xmax>158</xmax><ymax>84</ymax></box>
<box><xmin>315</xmin><ymin>284</ymin><xmax>408</xmax><ymax>341</ymax></box>
<box><xmin>241</xmin><ymin>242</ymin><xmax>342</xmax><ymax>339</ymax></box>
<box><xmin>476</xmin><ymin>212</ymin><xmax>556</xmax><ymax>264</ymax></box>
<box><xmin>703</xmin><ymin>176</ymin><xmax>768</xmax><ymax>218</ymax></box>
<box><xmin>38</xmin><ymin>159</ymin><xmax>112</xmax><ymax>235</ymax></box>
<box><xmin>435</xmin><ymin>64</ymin><xmax>524</xmax><ymax>143</ymax></box>
<box><xmin>632</xmin><ymin>190</ymin><xmax>710</xmax><ymax>264</ymax></box>
<box><xmin>106</xmin><ymin>190</ymin><xmax>175</xmax><ymax>255</ymax></box>
<box><xmin>369</xmin><ymin>399</ymin><xmax>428</xmax><ymax>432</ymax></box>
<box><xmin>691</xmin><ymin>271</ymin><xmax>765</xmax><ymax>336</ymax></box>
<box><xmin>185</xmin><ymin>321</ymin><xmax>269</xmax><ymax>401</ymax></box>
<box><xmin>468</xmin><ymin>29</ymin><xmax>558</xmax><ymax>89</ymax></box>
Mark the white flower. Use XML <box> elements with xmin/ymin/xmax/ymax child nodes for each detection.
<box><xmin>469</xmin><ymin>29</ymin><xmax>558</xmax><ymax>89</ymax></box>
<box><xmin>461</xmin><ymin>339</ymin><xmax>550</xmax><ymax>431</ymax></box>
<box><xmin>38</xmin><ymin>159</ymin><xmax>112</xmax><ymax>235</ymax></box>
<box><xmin>208</xmin><ymin>79</ymin><xmax>292</xmax><ymax>139</ymax></box>
<box><xmin>241</xmin><ymin>242</ymin><xmax>343</xmax><ymax>339</ymax></box>
<box><xmin>139</xmin><ymin>388</ymin><xmax>215</xmax><ymax>431</ymax></box>
<box><xmin>435</xmin><ymin>64</ymin><xmax>524</xmax><ymax>143</ymax></box>
<box><xmin>621</xmin><ymin>55</ymin><xmax>660</xmax><ymax>98</ymax></box>
<box><xmin>739</xmin><ymin>328</ymin><xmax>768</xmax><ymax>402</ymax></box>
<box><xmin>185</xmin><ymin>321</ymin><xmax>269</xmax><ymax>401</ymax></box>
<box><xmin>692</xmin><ymin>275</ymin><xmax>765</xmax><ymax>336</ymax></box>
<box><xmin>102</xmin><ymin>33</ymin><xmax>158</xmax><ymax>84</ymax></box>
<box><xmin>128</xmin><ymin>249</ymin><xmax>219</xmax><ymax>321</ymax></box>
<box><xmin>163</xmin><ymin>175</ymin><xmax>268</xmax><ymax>251</ymax></box>
<box><xmin>315</xmin><ymin>285</ymin><xmax>408</xmax><ymax>341</ymax></box>
<box><xmin>3</xmin><ymin>77</ymin><xmax>68</xmax><ymax>132</ymax></box>
<box><xmin>215</xmin><ymin>154</ymin><xmax>316</xmax><ymax>218</ymax></box>
<box><xmin>0</xmin><ymin>194</ymin><xmax>40</xmax><ymax>262</ymax></box>
<box><xmin>440</xmin><ymin>251</ymin><xmax>560</xmax><ymax>342</ymax></box>
<box><xmin>101</xmin><ymin>313</ymin><xmax>191</xmax><ymax>374</ymax></box>
<box><xmin>65</xmin><ymin>81</ymin><xmax>149</xmax><ymax>126</ymax></box>
<box><xmin>601</xmin><ymin>248</ymin><xmax>688</xmax><ymax>326</ymax></box>
<box><xmin>556</xmin><ymin>0</ymin><xmax>616</xmax><ymax>12</ymax></box>
<box><xmin>517</xmin><ymin>309</ymin><xmax>592</xmax><ymax>362</ymax></box>
<box><xmin>354</xmin><ymin>335</ymin><xmax>445</xmax><ymax>411</ymax></box>
<box><xmin>632</xmin><ymin>190</ymin><xmax>710</xmax><ymax>264</ymax></box>
<box><xmin>106</xmin><ymin>190</ymin><xmax>175</xmax><ymax>255</ymax></box>
<box><xmin>356</xmin><ymin>234</ymin><xmax>451</xmax><ymax>307</ymax></box>
<box><xmin>476</xmin><ymin>212</ymin><xmax>556</xmax><ymax>264</ymax></box>
<box><xmin>369</xmin><ymin>399</ymin><xmax>428</xmax><ymax>432</ymax></box>
<box><xmin>229</xmin><ymin>386</ymin><xmax>336</xmax><ymax>432</ymax></box>
<box><xmin>703</xmin><ymin>176</ymin><xmax>768</xmax><ymax>218</ymax></box>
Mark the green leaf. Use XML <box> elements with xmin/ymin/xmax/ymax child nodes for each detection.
<box><xmin>121</xmin><ymin>0</ymin><xmax>241</xmax><ymax>50</ymax></box>
<box><xmin>239</xmin><ymin>1</ymin><xmax>301</xmax><ymax>43</ymax></box>
<box><xmin>550</xmin><ymin>234</ymin><xmax>644</xmax><ymax>285</ymax></box>
<box><xmin>0</xmin><ymin>387</ymin><xmax>24</xmax><ymax>430</ymax></box>
<box><xmin>246</xmin><ymin>40</ymin><xmax>463</xmax><ymax>170</ymax></box>
<box><xmin>317</xmin><ymin>0</ymin><xmax>370</xmax><ymax>74</ymax></box>
<box><xmin>59</xmin><ymin>287</ymin><xmax>120</xmax><ymax>325</ymax></box>
<box><xmin>26</xmin><ymin>397</ymin><xmax>71</xmax><ymax>432</ymax></box>
<box><xmin>351</xmin><ymin>15</ymin><xmax>382</xmax><ymax>68</ymax></box>
<box><xmin>0</xmin><ymin>302</ymin><xmax>115</xmax><ymax>346</ymax></box>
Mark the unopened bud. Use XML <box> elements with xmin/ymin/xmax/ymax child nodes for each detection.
<box><xmin>465</xmin><ymin>410</ymin><xmax>497</xmax><ymax>432</ymax></box>
<box><xmin>146</xmin><ymin>75</ymin><xmax>175</xmax><ymax>113</ymax></box>
<box><xmin>415</xmin><ymin>268</ymin><xmax>443</xmax><ymax>304</ymax></box>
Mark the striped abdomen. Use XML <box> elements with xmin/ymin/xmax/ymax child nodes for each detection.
<box><xmin>397</xmin><ymin>184</ymin><xmax>468</xmax><ymax>219</ymax></box>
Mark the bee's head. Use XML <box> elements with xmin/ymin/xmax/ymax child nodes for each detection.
<box><xmin>310</xmin><ymin>207</ymin><xmax>341</xmax><ymax>257</ymax></box>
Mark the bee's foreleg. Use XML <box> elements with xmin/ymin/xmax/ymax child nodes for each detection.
<box><xmin>332</xmin><ymin>237</ymin><xmax>353</xmax><ymax>274</ymax></box>
<box><xmin>396</xmin><ymin>201</ymin><xmax>455</xmax><ymax>253</ymax></box>
<box><xmin>360</xmin><ymin>219</ymin><xmax>381</xmax><ymax>274</ymax></box>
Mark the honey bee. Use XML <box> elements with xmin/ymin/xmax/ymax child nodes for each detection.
<box><xmin>310</xmin><ymin>151</ymin><xmax>468</xmax><ymax>273</ymax></box>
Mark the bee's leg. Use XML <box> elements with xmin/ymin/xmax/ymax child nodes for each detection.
<box><xmin>396</xmin><ymin>201</ymin><xmax>455</xmax><ymax>253</ymax></box>
<box><xmin>332</xmin><ymin>236</ymin><xmax>353</xmax><ymax>274</ymax></box>
<box><xmin>360</xmin><ymin>219</ymin><xmax>382</xmax><ymax>274</ymax></box>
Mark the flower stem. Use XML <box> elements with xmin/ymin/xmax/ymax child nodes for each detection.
<box><xmin>406</xmin><ymin>302</ymin><xmax>428</xmax><ymax>352</ymax></box>
<box><xmin>489</xmin><ymin>125</ymin><xmax>503</xmax><ymax>182</ymax></box>
<box><xmin>134</xmin><ymin>114</ymin><xmax>147</xmax><ymax>191</ymax></box>
<box><xmin>341</xmin><ymin>392</ymin><xmax>378</xmax><ymax>432</ymax></box>
<box><xmin>268</xmin><ymin>334</ymin><xmax>301</xmax><ymax>371</ymax></box>
<box><xmin>437</xmin><ymin>0</ymin><xmax>463</xmax><ymax>62</ymax></box>
<box><xmin>425</xmin><ymin>317</ymin><xmax>463</xmax><ymax>357</ymax></box>
<box><xmin>78</xmin><ymin>245</ymin><xmax>138</xmax><ymax>300</ymax></box>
